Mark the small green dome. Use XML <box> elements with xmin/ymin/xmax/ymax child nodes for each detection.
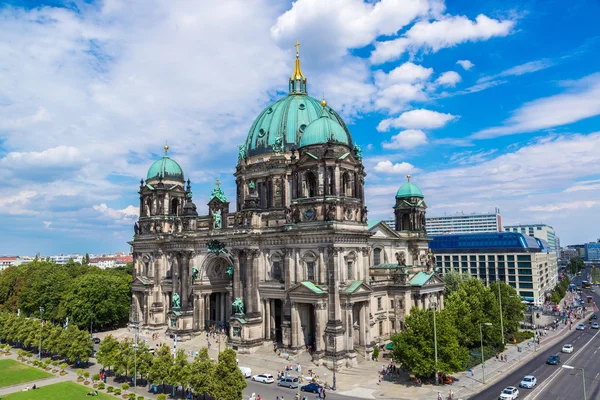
<box><xmin>396</xmin><ymin>180</ymin><xmax>423</xmax><ymax>198</ymax></box>
<box><xmin>244</xmin><ymin>94</ymin><xmax>351</xmax><ymax>157</ymax></box>
<box><xmin>299</xmin><ymin>112</ymin><xmax>351</xmax><ymax>148</ymax></box>
<box><xmin>146</xmin><ymin>156</ymin><xmax>184</xmax><ymax>182</ymax></box>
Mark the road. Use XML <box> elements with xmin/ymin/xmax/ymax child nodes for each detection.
<box><xmin>469</xmin><ymin>267</ymin><xmax>599</xmax><ymax>400</ymax></box>
<box><xmin>243</xmin><ymin>380</ymin><xmax>354</xmax><ymax>400</ymax></box>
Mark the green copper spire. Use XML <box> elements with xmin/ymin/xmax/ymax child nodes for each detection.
<box><xmin>209</xmin><ymin>179</ymin><xmax>228</xmax><ymax>203</ymax></box>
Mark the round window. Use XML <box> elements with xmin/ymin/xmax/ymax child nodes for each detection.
<box><xmin>267</xmin><ymin>108</ymin><xmax>273</xmax><ymax>114</ymax></box>
<box><xmin>299</xmin><ymin>104</ymin><xmax>305</xmax><ymax>110</ymax></box>
<box><xmin>258</xmin><ymin>128</ymin><xmax>266</xmax><ymax>137</ymax></box>
<box><xmin>299</xmin><ymin>124</ymin><xmax>307</xmax><ymax>132</ymax></box>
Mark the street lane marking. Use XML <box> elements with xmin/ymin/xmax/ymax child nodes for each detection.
<box><xmin>526</xmin><ymin>328</ymin><xmax>600</xmax><ymax>400</ymax></box>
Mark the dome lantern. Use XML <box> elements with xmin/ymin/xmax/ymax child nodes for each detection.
<box><xmin>289</xmin><ymin>41</ymin><xmax>307</xmax><ymax>94</ymax></box>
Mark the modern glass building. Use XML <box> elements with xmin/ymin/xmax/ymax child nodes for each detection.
<box><xmin>430</xmin><ymin>232</ymin><xmax>558</xmax><ymax>305</ymax></box>
<box><xmin>504</xmin><ymin>224</ymin><xmax>558</xmax><ymax>258</ymax></box>
<box><xmin>585</xmin><ymin>242</ymin><xmax>600</xmax><ymax>261</ymax></box>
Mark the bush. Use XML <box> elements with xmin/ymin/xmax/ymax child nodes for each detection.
<box><xmin>114</xmin><ymin>388</ymin><xmax>122</xmax><ymax>395</ymax></box>
<box><xmin>128</xmin><ymin>394</ymin><xmax>136</xmax><ymax>400</ymax></box>
<box><xmin>137</xmin><ymin>396</ymin><xmax>144</xmax><ymax>400</ymax></box>
<box><xmin>107</xmin><ymin>386</ymin><xmax>114</xmax><ymax>393</ymax></box>
<box><xmin>157</xmin><ymin>395</ymin><xmax>167</xmax><ymax>400</ymax></box>
<box><xmin>372</xmin><ymin>346</ymin><xmax>379</xmax><ymax>360</ymax></box>
<box><xmin>76</xmin><ymin>368</ymin><xmax>84</xmax><ymax>378</ymax></box>
<box><xmin>122</xmin><ymin>383</ymin><xmax>130</xmax><ymax>391</ymax></box>
<box><xmin>98</xmin><ymin>382</ymin><xmax>105</xmax><ymax>390</ymax></box>
<box><xmin>93</xmin><ymin>373</ymin><xmax>100</xmax><ymax>382</ymax></box>
<box><xmin>84</xmin><ymin>371</ymin><xmax>90</xmax><ymax>379</ymax></box>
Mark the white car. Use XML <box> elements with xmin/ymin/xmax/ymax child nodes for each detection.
<box><xmin>251</xmin><ymin>374</ymin><xmax>274</xmax><ymax>384</ymax></box>
<box><xmin>499</xmin><ymin>386</ymin><xmax>519</xmax><ymax>400</ymax></box>
<box><xmin>561</xmin><ymin>344</ymin><xmax>574</xmax><ymax>353</ymax></box>
<box><xmin>577</xmin><ymin>323</ymin><xmax>586</xmax><ymax>330</ymax></box>
<box><xmin>519</xmin><ymin>375</ymin><xmax>537</xmax><ymax>389</ymax></box>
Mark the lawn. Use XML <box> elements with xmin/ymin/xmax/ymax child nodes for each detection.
<box><xmin>0</xmin><ymin>359</ymin><xmax>53</xmax><ymax>388</ymax></box>
<box><xmin>2</xmin><ymin>381</ymin><xmax>116</xmax><ymax>399</ymax></box>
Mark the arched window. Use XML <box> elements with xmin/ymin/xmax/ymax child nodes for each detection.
<box><xmin>373</xmin><ymin>248</ymin><xmax>382</xmax><ymax>265</ymax></box>
<box><xmin>306</xmin><ymin>172</ymin><xmax>317</xmax><ymax>198</ymax></box>
<box><xmin>171</xmin><ymin>198</ymin><xmax>179</xmax><ymax>216</ymax></box>
<box><xmin>342</xmin><ymin>172</ymin><xmax>351</xmax><ymax>197</ymax></box>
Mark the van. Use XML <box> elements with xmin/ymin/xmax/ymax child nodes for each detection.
<box><xmin>278</xmin><ymin>376</ymin><xmax>299</xmax><ymax>389</ymax></box>
<box><xmin>239</xmin><ymin>366</ymin><xmax>252</xmax><ymax>378</ymax></box>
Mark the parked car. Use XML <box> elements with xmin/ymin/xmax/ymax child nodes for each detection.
<box><xmin>251</xmin><ymin>374</ymin><xmax>274</xmax><ymax>384</ymax></box>
<box><xmin>278</xmin><ymin>376</ymin><xmax>299</xmax><ymax>389</ymax></box>
<box><xmin>92</xmin><ymin>337</ymin><xmax>101</xmax><ymax>344</ymax></box>
<box><xmin>300</xmin><ymin>382</ymin><xmax>322</xmax><ymax>393</ymax></box>
<box><xmin>577</xmin><ymin>323</ymin><xmax>586</xmax><ymax>330</ymax></box>
<box><xmin>592</xmin><ymin>322</ymin><xmax>599</xmax><ymax>329</ymax></box>
<box><xmin>239</xmin><ymin>366</ymin><xmax>252</xmax><ymax>378</ymax></box>
<box><xmin>561</xmin><ymin>344</ymin><xmax>574</xmax><ymax>353</ymax></box>
<box><xmin>519</xmin><ymin>375</ymin><xmax>537</xmax><ymax>389</ymax></box>
<box><xmin>547</xmin><ymin>354</ymin><xmax>560</xmax><ymax>365</ymax></box>
<box><xmin>499</xmin><ymin>386</ymin><xmax>519</xmax><ymax>400</ymax></box>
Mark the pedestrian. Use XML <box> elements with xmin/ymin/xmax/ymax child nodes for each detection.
<box><xmin>437</xmin><ymin>392</ymin><xmax>442</xmax><ymax>400</ymax></box>
<box><xmin>505</xmin><ymin>354</ymin><xmax>508</xmax><ymax>362</ymax></box>
<box><xmin>449</xmin><ymin>389</ymin><xmax>454</xmax><ymax>399</ymax></box>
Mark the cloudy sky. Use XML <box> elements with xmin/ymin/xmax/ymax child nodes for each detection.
<box><xmin>1</xmin><ymin>0</ymin><xmax>599</xmax><ymax>255</ymax></box>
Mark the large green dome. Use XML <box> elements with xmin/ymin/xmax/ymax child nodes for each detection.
<box><xmin>299</xmin><ymin>111</ymin><xmax>351</xmax><ymax>148</ymax></box>
<box><xmin>396</xmin><ymin>178</ymin><xmax>423</xmax><ymax>198</ymax></box>
<box><xmin>146</xmin><ymin>153</ymin><xmax>184</xmax><ymax>182</ymax></box>
<box><xmin>244</xmin><ymin>94</ymin><xmax>351</xmax><ymax>157</ymax></box>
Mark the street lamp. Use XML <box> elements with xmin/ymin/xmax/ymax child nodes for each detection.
<box><xmin>430</xmin><ymin>302</ymin><xmax>439</xmax><ymax>385</ymax></box>
<box><xmin>562</xmin><ymin>365</ymin><xmax>586</xmax><ymax>400</ymax></box>
<box><xmin>39</xmin><ymin>307</ymin><xmax>44</xmax><ymax>360</ymax></box>
<box><xmin>479</xmin><ymin>322</ymin><xmax>492</xmax><ymax>384</ymax></box>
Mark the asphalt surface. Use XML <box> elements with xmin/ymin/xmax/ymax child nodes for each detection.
<box><xmin>243</xmin><ymin>379</ymin><xmax>354</xmax><ymax>400</ymax></box>
<box><xmin>469</xmin><ymin>267</ymin><xmax>600</xmax><ymax>400</ymax></box>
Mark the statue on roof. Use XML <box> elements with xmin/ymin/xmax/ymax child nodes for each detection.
<box><xmin>238</xmin><ymin>144</ymin><xmax>247</xmax><ymax>161</ymax></box>
<box><xmin>272</xmin><ymin>134</ymin><xmax>284</xmax><ymax>154</ymax></box>
<box><xmin>212</xmin><ymin>209</ymin><xmax>222</xmax><ymax>229</ymax></box>
<box><xmin>232</xmin><ymin>297</ymin><xmax>245</xmax><ymax>315</ymax></box>
<box><xmin>354</xmin><ymin>144</ymin><xmax>362</xmax><ymax>161</ymax></box>
<box><xmin>172</xmin><ymin>293</ymin><xmax>181</xmax><ymax>309</ymax></box>
<box><xmin>395</xmin><ymin>251</ymin><xmax>406</xmax><ymax>266</ymax></box>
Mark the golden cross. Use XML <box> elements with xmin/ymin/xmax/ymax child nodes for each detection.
<box><xmin>294</xmin><ymin>41</ymin><xmax>300</xmax><ymax>58</ymax></box>
<box><xmin>215</xmin><ymin>179</ymin><xmax>221</xmax><ymax>188</ymax></box>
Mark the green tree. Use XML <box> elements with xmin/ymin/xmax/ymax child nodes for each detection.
<box><xmin>18</xmin><ymin>262</ymin><xmax>70</xmax><ymax>321</ymax></box>
<box><xmin>489</xmin><ymin>281</ymin><xmax>527</xmax><ymax>341</ymax></box>
<box><xmin>134</xmin><ymin>343</ymin><xmax>155</xmax><ymax>383</ymax></box>
<box><xmin>97</xmin><ymin>335</ymin><xmax>120</xmax><ymax>372</ymax></box>
<box><xmin>114</xmin><ymin>339</ymin><xmax>134</xmax><ymax>377</ymax></box>
<box><xmin>444</xmin><ymin>278</ymin><xmax>500</xmax><ymax>348</ymax></box>
<box><xmin>168</xmin><ymin>349</ymin><xmax>191</xmax><ymax>394</ymax></box>
<box><xmin>392</xmin><ymin>307</ymin><xmax>469</xmax><ymax>377</ymax></box>
<box><xmin>148</xmin><ymin>345</ymin><xmax>173</xmax><ymax>394</ymax></box>
<box><xmin>189</xmin><ymin>348</ymin><xmax>215</xmax><ymax>399</ymax></box>
<box><xmin>441</xmin><ymin>270</ymin><xmax>472</xmax><ymax>297</ymax></box>
<box><xmin>212</xmin><ymin>349</ymin><xmax>247</xmax><ymax>400</ymax></box>
<box><xmin>58</xmin><ymin>272</ymin><xmax>131</xmax><ymax>330</ymax></box>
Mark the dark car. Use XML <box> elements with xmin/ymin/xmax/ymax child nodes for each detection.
<box><xmin>300</xmin><ymin>383</ymin><xmax>322</xmax><ymax>393</ymax></box>
<box><xmin>590</xmin><ymin>314</ymin><xmax>598</xmax><ymax>320</ymax></box>
<box><xmin>92</xmin><ymin>337</ymin><xmax>101</xmax><ymax>344</ymax></box>
<box><xmin>547</xmin><ymin>355</ymin><xmax>560</xmax><ymax>365</ymax></box>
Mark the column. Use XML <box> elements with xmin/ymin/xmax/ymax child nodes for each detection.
<box><xmin>220</xmin><ymin>293</ymin><xmax>226</xmax><ymax>322</ymax></box>
<box><xmin>181</xmin><ymin>252</ymin><xmax>190</xmax><ymax>310</ymax></box>
<box><xmin>205</xmin><ymin>294</ymin><xmax>211</xmax><ymax>324</ymax></box>
<box><xmin>265</xmin><ymin>299</ymin><xmax>271</xmax><ymax>340</ymax></box>
<box><xmin>358</xmin><ymin>303</ymin><xmax>366</xmax><ymax>346</ymax></box>
<box><xmin>198</xmin><ymin>295</ymin><xmax>205</xmax><ymax>330</ymax></box>
<box><xmin>319</xmin><ymin>248</ymin><xmax>326</xmax><ymax>284</ymax></box>
<box><xmin>224</xmin><ymin>292</ymin><xmax>230</xmax><ymax>320</ymax></box>
<box><xmin>295</xmin><ymin>249</ymin><xmax>302</xmax><ymax>282</ymax></box>
<box><xmin>232</xmin><ymin>250</ymin><xmax>241</xmax><ymax>302</ymax></box>
<box><xmin>270</xmin><ymin>300</ymin><xmax>276</xmax><ymax>339</ymax></box>
<box><xmin>284</xmin><ymin>249</ymin><xmax>293</xmax><ymax>289</ymax></box>
<box><xmin>251</xmin><ymin>250</ymin><xmax>260</xmax><ymax>313</ymax></box>
<box><xmin>424</xmin><ymin>294</ymin><xmax>430</xmax><ymax>310</ymax></box>
<box><xmin>327</xmin><ymin>248</ymin><xmax>342</xmax><ymax>322</ymax></box>
<box><xmin>291</xmin><ymin>302</ymin><xmax>299</xmax><ymax>348</ymax></box>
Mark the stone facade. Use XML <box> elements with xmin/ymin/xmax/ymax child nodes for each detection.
<box><xmin>130</xmin><ymin>52</ymin><xmax>445</xmax><ymax>367</ymax></box>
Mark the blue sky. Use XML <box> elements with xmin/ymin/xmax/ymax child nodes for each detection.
<box><xmin>1</xmin><ymin>0</ymin><xmax>599</xmax><ymax>255</ymax></box>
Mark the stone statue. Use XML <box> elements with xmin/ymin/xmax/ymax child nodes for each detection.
<box><xmin>284</xmin><ymin>207</ymin><xmax>292</xmax><ymax>224</ymax></box>
<box><xmin>427</xmin><ymin>250</ymin><xmax>435</xmax><ymax>272</ymax></box>
<box><xmin>272</xmin><ymin>134</ymin><xmax>284</xmax><ymax>154</ymax></box>
<box><xmin>361</xmin><ymin>206</ymin><xmax>368</xmax><ymax>223</ymax></box>
<box><xmin>172</xmin><ymin>293</ymin><xmax>181</xmax><ymax>309</ymax></box>
<box><xmin>292</xmin><ymin>207</ymin><xmax>301</xmax><ymax>223</ymax></box>
<box><xmin>232</xmin><ymin>297</ymin><xmax>245</xmax><ymax>315</ymax></box>
<box><xmin>325</xmin><ymin>204</ymin><xmax>336</xmax><ymax>221</ymax></box>
<box><xmin>354</xmin><ymin>144</ymin><xmax>362</xmax><ymax>161</ymax></box>
<box><xmin>395</xmin><ymin>251</ymin><xmax>406</xmax><ymax>266</ymax></box>
<box><xmin>134</xmin><ymin>222</ymin><xmax>140</xmax><ymax>235</ymax></box>
<box><xmin>238</xmin><ymin>144</ymin><xmax>247</xmax><ymax>161</ymax></box>
<box><xmin>213</xmin><ymin>210</ymin><xmax>222</xmax><ymax>229</ymax></box>
<box><xmin>192</xmin><ymin>267</ymin><xmax>199</xmax><ymax>281</ymax></box>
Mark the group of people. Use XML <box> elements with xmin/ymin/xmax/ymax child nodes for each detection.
<box><xmin>437</xmin><ymin>389</ymin><xmax>455</xmax><ymax>400</ymax></box>
<box><xmin>495</xmin><ymin>352</ymin><xmax>509</xmax><ymax>362</ymax></box>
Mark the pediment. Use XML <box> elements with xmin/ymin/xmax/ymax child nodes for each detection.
<box><xmin>288</xmin><ymin>281</ymin><xmax>327</xmax><ymax>295</ymax></box>
<box><xmin>342</xmin><ymin>280</ymin><xmax>373</xmax><ymax>294</ymax></box>
<box><xmin>368</xmin><ymin>221</ymin><xmax>398</xmax><ymax>238</ymax></box>
<box><xmin>133</xmin><ymin>276</ymin><xmax>153</xmax><ymax>286</ymax></box>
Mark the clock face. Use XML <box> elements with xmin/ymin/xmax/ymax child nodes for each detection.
<box><xmin>305</xmin><ymin>209</ymin><xmax>314</xmax><ymax>219</ymax></box>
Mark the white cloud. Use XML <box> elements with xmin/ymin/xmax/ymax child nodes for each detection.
<box><xmin>477</xmin><ymin>59</ymin><xmax>553</xmax><ymax>83</ymax></box>
<box><xmin>472</xmin><ymin>73</ymin><xmax>600</xmax><ymax>139</ymax></box>
<box><xmin>436</xmin><ymin>71</ymin><xmax>462</xmax><ymax>87</ymax></box>
<box><xmin>377</xmin><ymin>109</ymin><xmax>458</xmax><ymax>131</ymax></box>
<box><xmin>525</xmin><ymin>201</ymin><xmax>599</xmax><ymax>212</ymax></box>
<box><xmin>563</xmin><ymin>180</ymin><xmax>600</xmax><ymax>193</ymax></box>
<box><xmin>0</xmin><ymin>190</ymin><xmax>38</xmax><ymax>215</ymax></box>
<box><xmin>456</xmin><ymin>60</ymin><xmax>474</xmax><ymax>70</ymax></box>
<box><xmin>93</xmin><ymin>203</ymin><xmax>139</xmax><ymax>223</ymax></box>
<box><xmin>0</xmin><ymin>146</ymin><xmax>86</xmax><ymax>182</ymax></box>
<box><xmin>382</xmin><ymin>129</ymin><xmax>428</xmax><ymax>149</ymax></box>
<box><xmin>375</xmin><ymin>62</ymin><xmax>434</xmax><ymax>85</ymax></box>
<box><xmin>373</xmin><ymin>160</ymin><xmax>418</xmax><ymax>175</ymax></box>
<box><xmin>43</xmin><ymin>221</ymin><xmax>53</xmax><ymax>229</ymax></box>
<box><xmin>371</xmin><ymin>14</ymin><xmax>515</xmax><ymax>64</ymax></box>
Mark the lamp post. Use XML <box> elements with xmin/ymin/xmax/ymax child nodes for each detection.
<box><xmin>332</xmin><ymin>334</ymin><xmax>337</xmax><ymax>391</ymax></box>
<box><xmin>497</xmin><ymin>281</ymin><xmax>505</xmax><ymax>346</ymax></box>
<box><xmin>39</xmin><ymin>307</ymin><xmax>44</xmax><ymax>360</ymax></box>
<box><xmin>562</xmin><ymin>365</ymin><xmax>586</xmax><ymax>400</ymax></box>
<box><xmin>479</xmin><ymin>322</ymin><xmax>492</xmax><ymax>384</ymax></box>
<box><xmin>430</xmin><ymin>302</ymin><xmax>439</xmax><ymax>385</ymax></box>
<box><xmin>132</xmin><ymin>313</ymin><xmax>139</xmax><ymax>394</ymax></box>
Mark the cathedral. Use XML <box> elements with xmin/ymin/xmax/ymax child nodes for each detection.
<box><xmin>130</xmin><ymin>47</ymin><xmax>444</xmax><ymax>367</ymax></box>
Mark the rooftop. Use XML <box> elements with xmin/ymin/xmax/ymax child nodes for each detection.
<box><xmin>429</xmin><ymin>232</ymin><xmax>544</xmax><ymax>252</ymax></box>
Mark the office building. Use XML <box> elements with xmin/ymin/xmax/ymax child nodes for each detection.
<box><xmin>430</xmin><ymin>232</ymin><xmax>558</xmax><ymax>305</ymax></box>
<box><xmin>585</xmin><ymin>241</ymin><xmax>600</xmax><ymax>261</ymax></box>
<box><xmin>425</xmin><ymin>209</ymin><xmax>502</xmax><ymax>236</ymax></box>
<box><xmin>504</xmin><ymin>224</ymin><xmax>558</xmax><ymax>257</ymax></box>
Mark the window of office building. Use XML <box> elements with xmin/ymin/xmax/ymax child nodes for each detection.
<box><xmin>519</xmin><ymin>283</ymin><xmax>533</xmax><ymax>289</ymax></box>
<box><xmin>509</xmin><ymin>282</ymin><xmax>517</xmax><ymax>288</ymax></box>
<box><xmin>518</xmin><ymin>269</ymin><xmax>532</xmax><ymax>275</ymax></box>
<box><xmin>507</xmin><ymin>255</ymin><xmax>515</xmax><ymax>261</ymax></box>
<box><xmin>461</xmin><ymin>255</ymin><xmax>468</xmax><ymax>261</ymax></box>
<box><xmin>519</xmin><ymin>291</ymin><xmax>534</xmax><ymax>297</ymax></box>
<box><xmin>498</xmin><ymin>255</ymin><xmax>505</xmax><ymax>261</ymax></box>
<box><xmin>519</xmin><ymin>276</ymin><xmax>533</xmax><ymax>282</ymax></box>
<box><xmin>517</xmin><ymin>255</ymin><xmax>531</xmax><ymax>261</ymax></box>
<box><xmin>470</xmin><ymin>255</ymin><xmax>477</xmax><ymax>261</ymax></box>
<box><xmin>518</xmin><ymin>262</ymin><xmax>531</xmax><ymax>268</ymax></box>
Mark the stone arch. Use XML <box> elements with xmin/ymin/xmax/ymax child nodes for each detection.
<box><xmin>301</xmin><ymin>250</ymin><xmax>318</xmax><ymax>282</ymax></box>
<box><xmin>199</xmin><ymin>252</ymin><xmax>234</xmax><ymax>284</ymax></box>
<box><xmin>345</xmin><ymin>251</ymin><xmax>357</xmax><ymax>281</ymax></box>
<box><xmin>269</xmin><ymin>251</ymin><xmax>283</xmax><ymax>281</ymax></box>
